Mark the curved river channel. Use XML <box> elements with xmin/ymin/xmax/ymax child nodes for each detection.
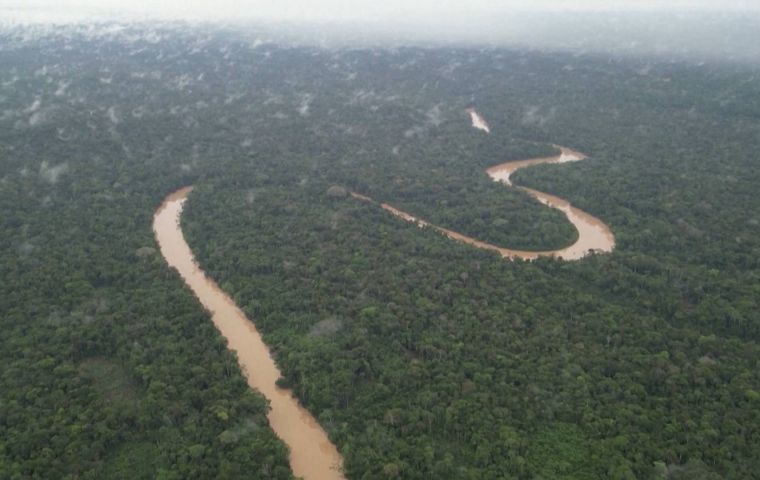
<box><xmin>351</xmin><ymin>146</ymin><xmax>615</xmax><ymax>260</ymax></box>
<box><xmin>152</xmin><ymin>114</ymin><xmax>613</xmax><ymax>478</ymax></box>
<box><xmin>153</xmin><ymin>187</ymin><xmax>345</xmax><ymax>480</ymax></box>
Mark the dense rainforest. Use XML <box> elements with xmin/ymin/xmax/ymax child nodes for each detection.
<box><xmin>1</xmin><ymin>22</ymin><xmax>759</xmax><ymax>479</ymax></box>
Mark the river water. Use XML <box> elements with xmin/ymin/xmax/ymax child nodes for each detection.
<box><xmin>466</xmin><ymin>108</ymin><xmax>491</xmax><ymax>133</ymax></box>
<box><xmin>153</xmin><ymin>187</ymin><xmax>345</xmax><ymax>480</ymax></box>
<box><xmin>152</xmin><ymin>111</ymin><xmax>613</xmax><ymax>477</ymax></box>
<box><xmin>484</xmin><ymin>146</ymin><xmax>615</xmax><ymax>260</ymax></box>
<box><xmin>352</xmin><ymin>146</ymin><xmax>615</xmax><ymax>260</ymax></box>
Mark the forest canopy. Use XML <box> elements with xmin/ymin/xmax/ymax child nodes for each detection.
<box><xmin>1</xmin><ymin>22</ymin><xmax>759</xmax><ymax>479</ymax></box>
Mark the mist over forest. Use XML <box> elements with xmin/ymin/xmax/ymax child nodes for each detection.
<box><xmin>3</xmin><ymin>3</ymin><xmax>760</xmax><ymax>63</ymax></box>
<box><xmin>1</xmin><ymin>2</ymin><xmax>759</xmax><ymax>479</ymax></box>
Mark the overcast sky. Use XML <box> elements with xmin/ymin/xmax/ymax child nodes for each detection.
<box><xmin>3</xmin><ymin>0</ymin><xmax>760</xmax><ymax>23</ymax></box>
<box><xmin>3</xmin><ymin>0</ymin><xmax>760</xmax><ymax>62</ymax></box>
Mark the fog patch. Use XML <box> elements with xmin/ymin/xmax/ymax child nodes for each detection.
<box><xmin>170</xmin><ymin>73</ymin><xmax>194</xmax><ymax>91</ymax></box>
<box><xmin>39</xmin><ymin>161</ymin><xmax>68</xmax><ymax>184</ymax></box>
<box><xmin>263</xmin><ymin>91</ymin><xmax>284</xmax><ymax>105</ymax></box>
<box><xmin>404</xmin><ymin>125</ymin><xmax>426</xmax><ymax>138</ymax></box>
<box><xmin>426</xmin><ymin>104</ymin><xmax>444</xmax><ymax>126</ymax></box>
<box><xmin>54</xmin><ymin>81</ymin><xmax>70</xmax><ymax>97</ymax></box>
<box><xmin>18</xmin><ymin>241</ymin><xmax>35</xmax><ymax>256</ymax></box>
<box><xmin>297</xmin><ymin>93</ymin><xmax>313</xmax><ymax>117</ymax></box>
<box><xmin>522</xmin><ymin>105</ymin><xmax>557</xmax><ymax>127</ymax></box>
<box><xmin>26</xmin><ymin>98</ymin><xmax>42</xmax><ymax>113</ymax></box>
<box><xmin>224</xmin><ymin>93</ymin><xmax>245</xmax><ymax>105</ymax></box>
<box><xmin>347</xmin><ymin>89</ymin><xmax>400</xmax><ymax>108</ymax></box>
<box><xmin>135</xmin><ymin>246</ymin><xmax>157</xmax><ymax>259</ymax></box>
<box><xmin>309</xmin><ymin>317</ymin><xmax>343</xmax><ymax>338</ymax></box>
<box><xmin>107</xmin><ymin>106</ymin><xmax>119</xmax><ymax>124</ymax></box>
<box><xmin>56</xmin><ymin>128</ymin><xmax>72</xmax><ymax>141</ymax></box>
<box><xmin>218</xmin><ymin>417</ymin><xmax>261</xmax><ymax>445</ymax></box>
<box><xmin>2</xmin><ymin>75</ymin><xmax>19</xmax><ymax>88</ymax></box>
<box><xmin>28</xmin><ymin>110</ymin><xmax>49</xmax><ymax>127</ymax></box>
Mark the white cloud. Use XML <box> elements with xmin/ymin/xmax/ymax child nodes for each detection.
<box><xmin>107</xmin><ymin>106</ymin><xmax>119</xmax><ymax>124</ymax></box>
<box><xmin>0</xmin><ymin>0</ymin><xmax>758</xmax><ymax>25</ymax></box>
<box><xmin>1</xmin><ymin>1</ymin><xmax>758</xmax><ymax>62</ymax></box>
<box><xmin>39</xmin><ymin>161</ymin><xmax>68</xmax><ymax>184</ymax></box>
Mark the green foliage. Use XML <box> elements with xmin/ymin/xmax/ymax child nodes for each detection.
<box><xmin>525</xmin><ymin>424</ymin><xmax>596</xmax><ymax>479</ymax></box>
<box><xmin>2</xmin><ymin>22</ymin><xmax>760</xmax><ymax>480</ymax></box>
<box><xmin>181</xmin><ymin>39</ymin><xmax>760</xmax><ymax>480</ymax></box>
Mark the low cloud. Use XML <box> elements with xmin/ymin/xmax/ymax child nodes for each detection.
<box><xmin>1</xmin><ymin>1</ymin><xmax>758</xmax><ymax>24</ymax></box>
<box><xmin>39</xmin><ymin>161</ymin><xmax>68</xmax><ymax>184</ymax></box>
<box><xmin>1</xmin><ymin>1</ymin><xmax>759</xmax><ymax>62</ymax></box>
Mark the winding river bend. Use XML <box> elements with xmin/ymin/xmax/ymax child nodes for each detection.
<box><xmin>352</xmin><ymin>112</ymin><xmax>614</xmax><ymax>260</ymax></box>
<box><xmin>484</xmin><ymin>146</ymin><xmax>615</xmax><ymax>259</ymax></box>
<box><xmin>153</xmin><ymin>187</ymin><xmax>345</xmax><ymax>480</ymax></box>
<box><xmin>152</xmin><ymin>112</ymin><xmax>612</xmax><ymax>476</ymax></box>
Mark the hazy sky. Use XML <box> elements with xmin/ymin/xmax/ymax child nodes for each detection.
<box><xmin>3</xmin><ymin>0</ymin><xmax>759</xmax><ymax>63</ymax></box>
<box><xmin>3</xmin><ymin>0</ymin><xmax>760</xmax><ymax>23</ymax></box>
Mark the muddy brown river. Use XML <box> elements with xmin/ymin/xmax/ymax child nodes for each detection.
<box><xmin>352</xmin><ymin>146</ymin><xmax>615</xmax><ymax>260</ymax></box>
<box><xmin>152</xmin><ymin>111</ymin><xmax>612</xmax><ymax>477</ymax></box>
<box><xmin>153</xmin><ymin>187</ymin><xmax>344</xmax><ymax>480</ymax></box>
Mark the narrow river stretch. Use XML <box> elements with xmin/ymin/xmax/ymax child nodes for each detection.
<box><xmin>152</xmin><ymin>110</ymin><xmax>613</xmax><ymax>478</ymax></box>
<box><xmin>351</xmin><ymin>111</ymin><xmax>615</xmax><ymax>260</ymax></box>
<box><xmin>153</xmin><ymin>187</ymin><xmax>345</xmax><ymax>480</ymax></box>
